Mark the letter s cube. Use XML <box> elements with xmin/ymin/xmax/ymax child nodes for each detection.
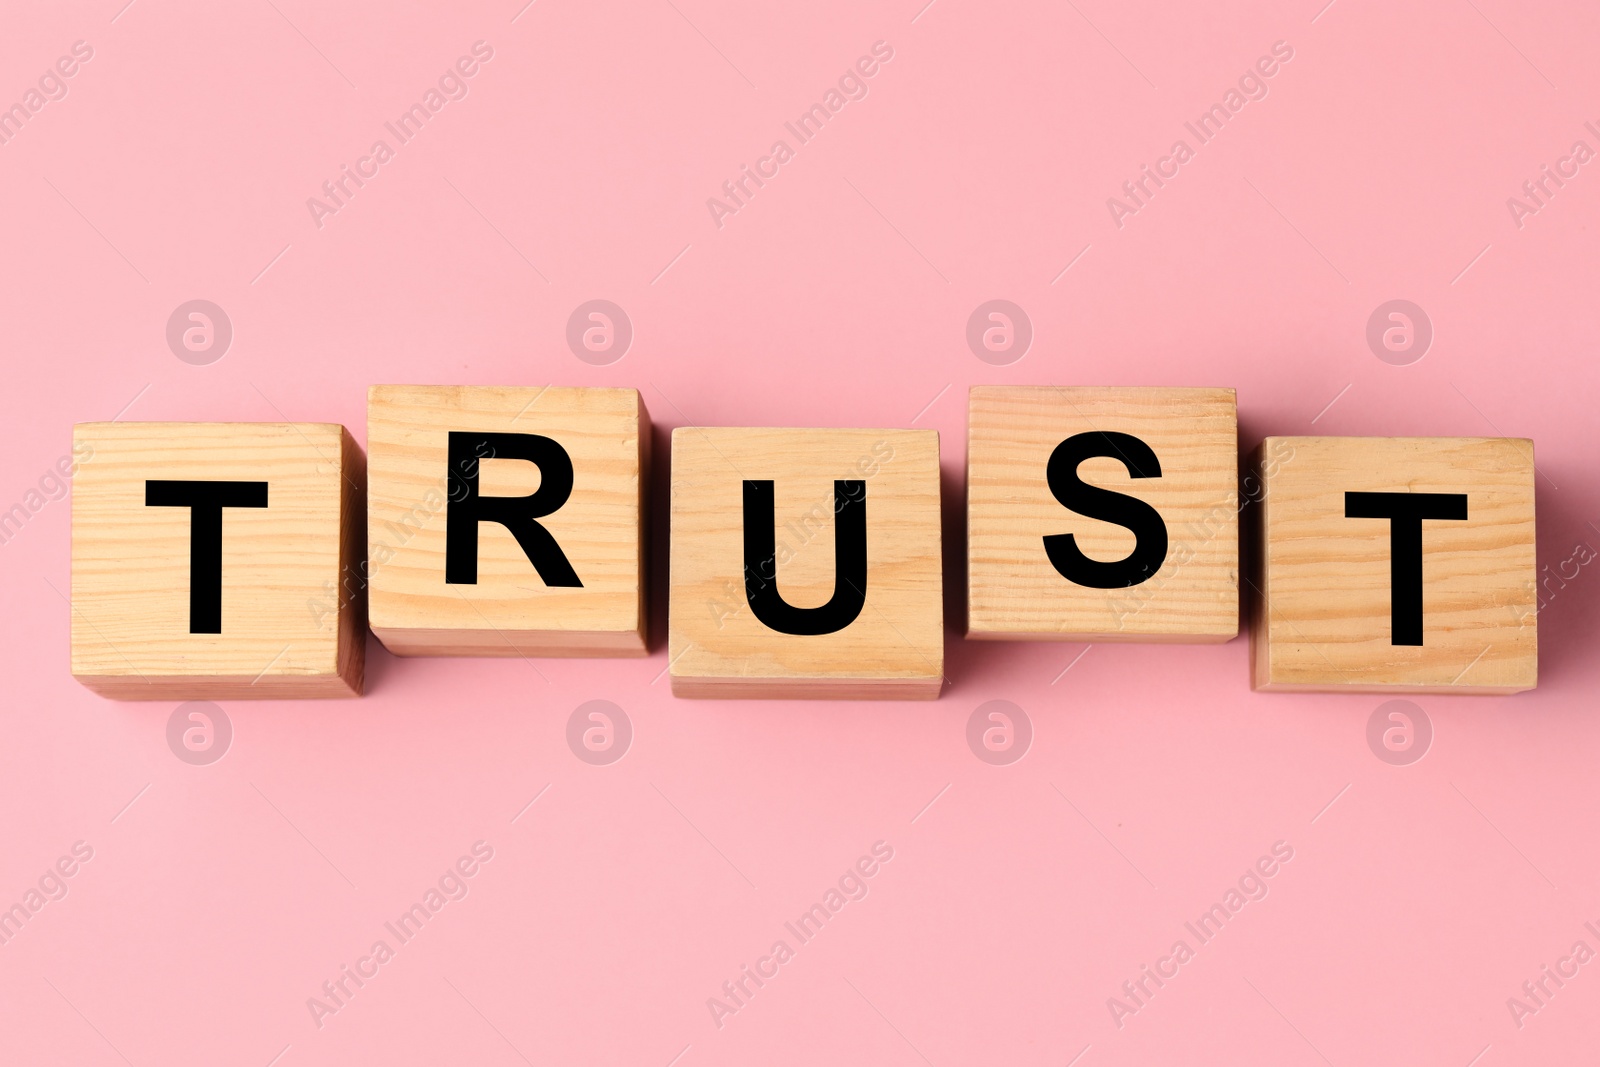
<box><xmin>966</xmin><ymin>386</ymin><xmax>1240</xmax><ymax>642</ymax></box>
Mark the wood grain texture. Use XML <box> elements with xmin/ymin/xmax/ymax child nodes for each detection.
<box><xmin>367</xmin><ymin>385</ymin><xmax>648</xmax><ymax>657</ymax></box>
<box><xmin>967</xmin><ymin>386</ymin><xmax>1239</xmax><ymax>642</ymax></box>
<box><xmin>70</xmin><ymin>422</ymin><xmax>364</xmax><ymax>700</ymax></box>
<box><xmin>668</xmin><ymin>427</ymin><xmax>943</xmax><ymax>699</ymax></box>
<box><xmin>1250</xmin><ymin>436</ymin><xmax>1537</xmax><ymax>694</ymax></box>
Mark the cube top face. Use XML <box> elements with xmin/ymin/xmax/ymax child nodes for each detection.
<box><xmin>1253</xmin><ymin>436</ymin><xmax>1537</xmax><ymax>694</ymax></box>
<box><xmin>366</xmin><ymin>385</ymin><xmax>647</xmax><ymax>657</ymax></box>
<box><xmin>668</xmin><ymin>427</ymin><xmax>944</xmax><ymax>699</ymax></box>
<box><xmin>70</xmin><ymin>422</ymin><xmax>363</xmax><ymax>700</ymax></box>
<box><xmin>966</xmin><ymin>386</ymin><xmax>1239</xmax><ymax>642</ymax></box>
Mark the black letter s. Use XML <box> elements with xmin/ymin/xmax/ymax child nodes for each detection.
<box><xmin>1042</xmin><ymin>432</ymin><xmax>1167</xmax><ymax>589</ymax></box>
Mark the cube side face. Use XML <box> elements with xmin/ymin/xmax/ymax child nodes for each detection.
<box><xmin>366</xmin><ymin>385</ymin><xmax>646</xmax><ymax>657</ymax></box>
<box><xmin>1254</xmin><ymin>436</ymin><xmax>1537</xmax><ymax>693</ymax></box>
<box><xmin>70</xmin><ymin>422</ymin><xmax>359</xmax><ymax>699</ymax></box>
<box><xmin>966</xmin><ymin>386</ymin><xmax>1239</xmax><ymax>642</ymax></box>
<box><xmin>668</xmin><ymin>427</ymin><xmax>943</xmax><ymax>698</ymax></box>
<box><xmin>1248</xmin><ymin>439</ymin><xmax>1291</xmax><ymax>691</ymax></box>
<box><xmin>334</xmin><ymin>427</ymin><xmax>368</xmax><ymax>693</ymax></box>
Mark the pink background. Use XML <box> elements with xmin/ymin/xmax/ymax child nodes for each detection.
<box><xmin>4</xmin><ymin>0</ymin><xmax>1599</xmax><ymax>1063</ymax></box>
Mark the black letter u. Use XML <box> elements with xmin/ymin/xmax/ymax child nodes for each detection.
<box><xmin>742</xmin><ymin>480</ymin><xmax>867</xmax><ymax>635</ymax></box>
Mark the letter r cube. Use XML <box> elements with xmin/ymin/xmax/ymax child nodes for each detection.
<box><xmin>366</xmin><ymin>385</ymin><xmax>649</xmax><ymax>657</ymax></box>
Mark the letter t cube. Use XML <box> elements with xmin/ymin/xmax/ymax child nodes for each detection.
<box><xmin>70</xmin><ymin>422</ymin><xmax>365</xmax><ymax>699</ymax></box>
<box><xmin>1251</xmin><ymin>436</ymin><xmax>1538</xmax><ymax>692</ymax></box>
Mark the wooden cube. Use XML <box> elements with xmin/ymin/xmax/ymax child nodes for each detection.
<box><xmin>668</xmin><ymin>427</ymin><xmax>943</xmax><ymax>699</ymax></box>
<box><xmin>70</xmin><ymin>422</ymin><xmax>365</xmax><ymax>700</ymax></box>
<box><xmin>1251</xmin><ymin>436</ymin><xmax>1537</xmax><ymax>693</ymax></box>
<box><xmin>367</xmin><ymin>385</ymin><xmax>648</xmax><ymax>657</ymax></box>
<box><xmin>966</xmin><ymin>386</ymin><xmax>1239</xmax><ymax>642</ymax></box>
